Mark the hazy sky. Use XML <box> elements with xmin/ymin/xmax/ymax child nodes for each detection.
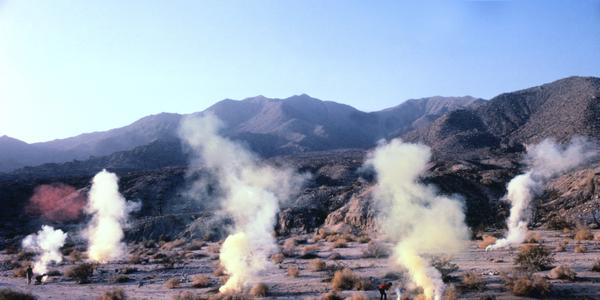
<box><xmin>1</xmin><ymin>1</ymin><xmax>599</xmax><ymax>143</ymax></box>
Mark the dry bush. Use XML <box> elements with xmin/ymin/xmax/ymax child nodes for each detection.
<box><xmin>65</xmin><ymin>263</ymin><xmax>94</xmax><ymax>284</ymax></box>
<box><xmin>161</xmin><ymin>238</ymin><xmax>186</xmax><ymax>251</ymax></box>
<box><xmin>590</xmin><ymin>259</ymin><xmax>600</xmax><ymax>272</ymax></box>
<box><xmin>524</xmin><ymin>232</ymin><xmax>542</xmax><ymax>244</ymax></box>
<box><xmin>430</xmin><ymin>256</ymin><xmax>459</xmax><ymax>282</ymax></box>
<box><xmin>514</xmin><ymin>245</ymin><xmax>555</xmax><ymax>272</ymax></box>
<box><xmin>185</xmin><ymin>240</ymin><xmax>206</xmax><ymax>251</ymax></box>
<box><xmin>478</xmin><ymin>235</ymin><xmax>497</xmax><ymax>249</ymax></box>
<box><xmin>328</xmin><ymin>252</ymin><xmax>342</xmax><ymax>260</ymax></box>
<box><xmin>310</xmin><ymin>259</ymin><xmax>327</xmax><ymax>271</ymax></box>
<box><xmin>271</xmin><ymin>253</ymin><xmax>284</xmax><ymax>264</ymax></box>
<box><xmin>331</xmin><ymin>268</ymin><xmax>371</xmax><ymax>291</ymax></box>
<box><xmin>575</xmin><ymin>225</ymin><xmax>594</xmax><ymax>241</ymax></box>
<box><xmin>0</xmin><ymin>288</ymin><xmax>37</xmax><ymax>300</ymax></box>
<box><xmin>362</xmin><ymin>241</ymin><xmax>389</xmax><ymax>258</ymax></box>
<box><xmin>12</xmin><ymin>264</ymin><xmax>29</xmax><ymax>278</ymax></box>
<box><xmin>462</xmin><ymin>271</ymin><xmax>485</xmax><ymax>291</ymax></box>
<box><xmin>213</xmin><ymin>264</ymin><xmax>226</xmax><ymax>276</ymax></box>
<box><xmin>299</xmin><ymin>245</ymin><xmax>320</xmax><ymax>259</ymax></box>
<box><xmin>332</xmin><ymin>240</ymin><xmax>347</xmax><ymax>249</ymax></box>
<box><xmin>574</xmin><ymin>244</ymin><xmax>587</xmax><ymax>253</ymax></box>
<box><xmin>250</xmin><ymin>283</ymin><xmax>268</xmax><ymax>297</ymax></box>
<box><xmin>128</xmin><ymin>254</ymin><xmax>141</xmax><ymax>265</ymax></box>
<box><xmin>191</xmin><ymin>275</ymin><xmax>211</xmax><ymax>288</ymax></box>
<box><xmin>346</xmin><ymin>292</ymin><xmax>368</xmax><ymax>300</ymax></box>
<box><xmin>111</xmin><ymin>275</ymin><xmax>130</xmax><ymax>283</ymax></box>
<box><xmin>282</xmin><ymin>238</ymin><xmax>297</xmax><ymax>256</ymax></box>
<box><xmin>548</xmin><ymin>265</ymin><xmax>576</xmax><ymax>280</ymax></box>
<box><xmin>165</xmin><ymin>277</ymin><xmax>180</xmax><ymax>289</ymax></box>
<box><xmin>68</xmin><ymin>250</ymin><xmax>83</xmax><ymax>262</ymax></box>
<box><xmin>218</xmin><ymin>276</ymin><xmax>229</xmax><ymax>285</ymax></box>
<box><xmin>444</xmin><ymin>284</ymin><xmax>458</xmax><ymax>300</ymax></box>
<box><xmin>554</xmin><ymin>244</ymin><xmax>566</xmax><ymax>252</ymax></box>
<box><xmin>357</xmin><ymin>236</ymin><xmax>370</xmax><ymax>243</ymax></box>
<box><xmin>287</xmin><ymin>265</ymin><xmax>300</xmax><ymax>277</ymax></box>
<box><xmin>207</xmin><ymin>244</ymin><xmax>221</xmax><ymax>254</ymax></box>
<box><xmin>504</xmin><ymin>273</ymin><xmax>551</xmax><ymax>297</ymax></box>
<box><xmin>314</xmin><ymin>291</ymin><xmax>343</xmax><ymax>300</ymax></box>
<box><xmin>96</xmin><ymin>288</ymin><xmax>127</xmax><ymax>300</ymax></box>
<box><xmin>595</xmin><ymin>232</ymin><xmax>600</xmax><ymax>241</ymax></box>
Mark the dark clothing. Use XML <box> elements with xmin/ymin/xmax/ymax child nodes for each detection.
<box><xmin>378</xmin><ymin>283</ymin><xmax>392</xmax><ymax>300</ymax></box>
<box><xmin>26</xmin><ymin>267</ymin><xmax>33</xmax><ymax>285</ymax></box>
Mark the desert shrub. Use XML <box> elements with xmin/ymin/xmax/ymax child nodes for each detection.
<box><xmin>328</xmin><ymin>252</ymin><xmax>342</xmax><ymax>260</ymax></box>
<box><xmin>444</xmin><ymin>284</ymin><xmax>458</xmax><ymax>300</ymax></box>
<box><xmin>160</xmin><ymin>255</ymin><xmax>183</xmax><ymax>269</ymax></box>
<box><xmin>207</xmin><ymin>244</ymin><xmax>221</xmax><ymax>254</ymax></box>
<box><xmin>271</xmin><ymin>253</ymin><xmax>284</xmax><ymax>264</ymax></box>
<box><xmin>546</xmin><ymin>216</ymin><xmax>573</xmax><ymax>230</ymax></box>
<box><xmin>462</xmin><ymin>271</ymin><xmax>485</xmax><ymax>291</ymax></box>
<box><xmin>68</xmin><ymin>250</ymin><xmax>83</xmax><ymax>262</ymax></box>
<box><xmin>478</xmin><ymin>235</ymin><xmax>497</xmax><ymax>249</ymax></box>
<box><xmin>357</xmin><ymin>236</ymin><xmax>370</xmax><ymax>243</ymax></box>
<box><xmin>574</xmin><ymin>225</ymin><xmax>593</xmax><ymax>241</ymax></box>
<box><xmin>165</xmin><ymin>277</ymin><xmax>180</xmax><ymax>289</ymax></box>
<box><xmin>592</xmin><ymin>259</ymin><xmax>600</xmax><ymax>272</ymax></box>
<box><xmin>190</xmin><ymin>275</ymin><xmax>211</xmax><ymax>288</ymax></box>
<box><xmin>362</xmin><ymin>241</ymin><xmax>389</xmax><ymax>258</ymax></box>
<box><xmin>595</xmin><ymin>232</ymin><xmax>600</xmax><ymax>241</ymax></box>
<box><xmin>524</xmin><ymin>232</ymin><xmax>542</xmax><ymax>244</ymax></box>
<box><xmin>161</xmin><ymin>238</ymin><xmax>186</xmax><ymax>251</ymax></box>
<box><xmin>96</xmin><ymin>288</ymin><xmax>127</xmax><ymax>300</ymax></box>
<box><xmin>16</xmin><ymin>251</ymin><xmax>35</xmax><ymax>262</ymax></box>
<box><xmin>504</xmin><ymin>273</ymin><xmax>551</xmax><ymax>297</ymax></box>
<box><xmin>331</xmin><ymin>268</ymin><xmax>371</xmax><ymax>290</ymax></box>
<box><xmin>315</xmin><ymin>292</ymin><xmax>342</xmax><ymax>300</ymax></box>
<box><xmin>65</xmin><ymin>263</ymin><xmax>94</xmax><ymax>284</ymax></box>
<box><xmin>431</xmin><ymin>256</ymin><xmax>459</xmax><ymax>282</ymax></box>
<box><xmin>346</xmin><ymin>292</ymin><xmax>368</xmax><ymax>300</ymax></box>
<box><xmin>250</xmin><ymin>283</ymin><xmax>268</xmax><ymax>297</ymax></box>
<box><xmin>282</xmin><ymin>238</ymin><xmax>297</xmax><ymax>256</ymax></box>
<box><xmin>332</xmin><ymin>240</ymin><xmax>347</xmax><ymax>249</ymax></box>
<box><xmin>310</xmin><ymin>259</ymin><xmax>327</xmax><ymax>271</ymax></box>
<box><xmin>0</xmin><ymin>289</ymin><xmax>37</xmax><ymax>300</ymax></box>
<box><xmin>12</xmin><ymin>264</ymin><xmax>29</xmax><ymax>278</ymax></box>
<box><xmin>548</xmin><ymin>265</ymin><xmax>576</xmax><ymax>280</ymax></box>
<box><xmin>514</xmin><ymin>245</ymin><xmax>555</xmax><ymax>272</ymax></box>
<box><xmin>111</xmin><ymin>275</ymin><xmax>130</xmax><ymax>283</ymax></box>
<box><xmin>213</xmin><ymin>264</ymin><xmax>226</xmax><ymax>276</ymax></box>
<box><xmin>185</xmin><ymin>240</ymin><xmax>205</xmax><ymax>251</ymax></box>
<box><xmin>287</xmin><ymin>265</ymin><xmax>300</xmax><ymax>277</ymax></box>
<box><xmin>574</xmin><ymin>244</ymin><xmax>587</xmax><ymax>253</ymax></box>
<box><xmin>128</xmin><ymin>255</ymin><xmax>141</xmax><ymax>264</ymax></box>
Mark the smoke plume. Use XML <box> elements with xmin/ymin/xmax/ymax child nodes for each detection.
<box><xmin>487</xmin><ymin>137</ymin><xmax>598</xmax><ymax>250</ymax></box>
<box><xmin>22</xmin><ymin>225</ymin><xmax>67</xmax><ymax>275</ymax></box>
<box><xmin>26</xmin><ymin>183</ymin><xmax>86</xmax><ymax>222</ymax></box>
<box><xmin>84</xmin><ymin>170</ymin><xmax>133</xmax><ymax>263</ymax></box>
<box><xmin>367</xmin><ymin>139</ymin><xmax>469</xmax><ymax>300</ymax></box>
<box><xmin>179</xmin><ymin>113</ymin><xmax>304</xmax><ymax>293</ymax></box>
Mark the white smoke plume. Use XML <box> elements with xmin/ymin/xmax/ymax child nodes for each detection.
<box><xmin>22</xmin><ymin>225</ymin><xmax>67</xmax><ymax>275</ymax></box>
<box><xmin>85</xmin><ymin>169</ymin><xmax>132</xmax><ymax>263</ymax></box>
<box><xmin>367</xmin><ymin>139</ymin><xmax>469</xmax><ymax>300</ymax></box>
<box><xmin>487</xmin><ymin>137</ymin><xmax>598</xmax><ymax>250</ymax></box>
<box><xmin>179</xmin><ymin>113</ymin><xmax>304</xmax><ymax>294</ymax></box>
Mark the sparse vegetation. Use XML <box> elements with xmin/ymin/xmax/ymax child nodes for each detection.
<box><xmin>165</xmin><ymin>277</ymin><xmax>181</xmax><ymax>289</ymax></box>
<box><xmin>548</xmin><ymin>265</ymin><xmax>576</xmax><ymax>280</ymax></box>
<box><xmin>250</xmin><ymin>283</ymin><xmax>268</xmax><ymax>297</ymax></box>
<box><xmin>574</xmin><ymin>225</ymin><xmax>593</xmax><ymax>241</ymax></box>
<box><xmin>0</xmin><ymin>288</ymin><xmax>37</xmax><ymax>300</ymax></box>
<box><xmin>96</xmin><ymin>288</ymin><xmax>127</xmax><ymax>300</ymax></box>
<box><xmin>332</xmin><ymin>240</ymin><xmax>347</xmax><ymax>248</ymax></box>
<box><xmin>314</xmin><ymin>292</ymin><xmax>343</xmax><ymax>300</ymax></box>
<box><xmin>524</xmin><ymin>232</ymin><xmax>542</xmax><ymax>244</ymax></box>
<box><xmin>328</xmin><ymin>252</ymin><xmax>341</xmax><ymax>260</ymax></box>
<box><xmin>362</xmin><ymin>241</ymin><xmax>389</xmax><ymax>258</ymax></box>
<box><xmin>574</xmin><ymin>244</ymin><xmax>587</xmax><ymax>253</ymax></box>
<box><xmin>444</xmin><ymin>284</ymin><xmax>458</xmax><ymax>300</ymax></box>
<box><xmin>185</xmin><ymin>240</ymin><xmax>206</xmax><ymax>251</ymax></box>
<box><xmin>271</xmin><ymin>253</ymin><xmax>284</xmax><ymax>264</ymax></box>
<box><xmin>213</xmin><ymin>264</ymin><xmax>226</xmax><ymax>276</ymax></box>
<box><xmin>171</xmin><ymin>291</ymin><xmax>202</xmax><ymax>300</ymax></box>
<box><xmin>478</xmin><ymin>235</ymin><xmax>497</xmax><ymax>249</ymax></box>
<box><xmin>346</xmin><ymin>292</ymin><xmax>368</xmax><ymax>300</ymax></box>
<box><xmin>462</xmin><ymin>271</ymin><xmax>485</xmax><ymax>291</ymax></box>
<box><xmin>430</xmin><ymin>256</ymin><xmax>459</xmax><ymax>282</ymax></box>
<box><xmin>503</xmin><ymin>272</ymin><xmax>551</xmax><ymax>298</ymax></box>
<box><xmin>65</xmin><ymin>263</ymin><xmax>94</xmax><ymax>284</ymax></box>
<box><xmin>282</xmin><ymin>238</ymin><xmax>297</xmax><ymax>256</ymax></box>
<box><xmin>514</xmin><ymin>245</ymin><xmax>555</xmax><ymax>272</ymax></box>
<box><xmin>309</xmin><ymin>259</ymin><xmax>327</xmax><ymax>271</ymax></box>
<box><xmin>111</xmin><ymin>275</ymin><xmax>130</xmax><ymax>283</ymax></box>
<box><xmin>191</xmin><ymin>275</ymin><xmax>211</xmax><ymax>288</ymax></box>
<box><xmin>592</xmin><ymin>259</ymin><xmax>600</xmax><ymax>272</ymax></box>
<box><xmin>287</xmin><ymin>265</ymin><xmax>300</xmax><ymax>277</ymax></box>
<box><xmin>331</xmin><ymin>268</ymin><xmax>371</xmax><ymax>290</ymax></box>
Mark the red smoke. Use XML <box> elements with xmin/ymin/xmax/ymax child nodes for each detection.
<box><xmin>27</xmin><ymin>183</ymin><xmax>87</xmax><ymax>222</ymax></box>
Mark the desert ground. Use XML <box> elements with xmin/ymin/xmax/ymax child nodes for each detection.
<box><xmin>1</xmin><ymin>230</ymin><xmax>599</xmax><ymax>300</ymax></box>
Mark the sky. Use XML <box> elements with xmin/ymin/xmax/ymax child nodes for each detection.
<box><xmin>0</xmin><ymin>1</ymin><xmax>599</xmax><ymax>143</ymax></box>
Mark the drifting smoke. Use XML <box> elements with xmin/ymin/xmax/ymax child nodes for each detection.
<box><xmin>179</xmin><ymin>114</ymin><xmax>304</xmax><ymax>293</ymax></box>
<box><xmin>488</xmin><ymin>138</ymin><xmax>598</xmax><ymax>250</ymax></box>
<box><xmin>85</xmin><ymin>170</ymin><xmax>138</xmax><ymax>263</ymax></box>
<box><xmin>22</xmin><ymin>225</ymin><xmax>67</xmax><ymax>275</ymax></box>
<box><xmin>367</xmin><ymin>139</ymin><xmax>469</xmax><ymax>300</ymax></box>
<box><xmin>26</xmin><ymin>183</ymin><xmax>86</xmax><ymax>222</ymax></box>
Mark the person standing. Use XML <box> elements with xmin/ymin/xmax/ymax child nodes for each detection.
<box><xmin>26</xmin><ymin>265</ymin><xmax>33</xmax><ymax>285</ymax></box>
<box><xmin>378</xmin><ymin>282</ymin><xmax>393</xmax><ymax>300</ymax></box>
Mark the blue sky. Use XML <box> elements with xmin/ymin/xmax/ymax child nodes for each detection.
<box><xmin>0</xmin><ymin>1</ymin><xmax>599</xmax><ymax>143</ymax></box>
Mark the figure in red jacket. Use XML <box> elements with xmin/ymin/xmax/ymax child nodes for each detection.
<box><xmin>378</xmin><ymin>282</ymin><xmax>393</xmax><ymax>300</ymax></box>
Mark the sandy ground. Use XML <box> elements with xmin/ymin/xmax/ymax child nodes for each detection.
<box><xmin>1</xmin><ymin>230</ymin><xmax>599</xmax><ymax>300</ymax></box>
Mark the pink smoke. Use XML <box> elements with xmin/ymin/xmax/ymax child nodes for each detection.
<box><xmin>26</xmin><ymin>183</ymin><xmax>86</xmax><ymax>222</ymax></box>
